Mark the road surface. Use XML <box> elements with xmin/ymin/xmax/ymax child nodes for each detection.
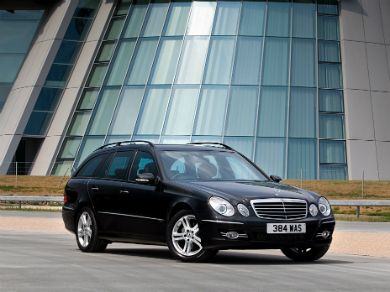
<box><xmin>0</xmin><ymin>211</ymin><xmax>389</xmax><ymax>291</ymax></box>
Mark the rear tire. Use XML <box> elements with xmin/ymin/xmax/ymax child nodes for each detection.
<box><xmin>281</xmin><ymin>244</ymin><xmax>330</xmax><ymax>262</ymax></box>
<box><xmin>167</xmin><ymin>210</ymin><xmax>217</xmax><ymax>262</ymax></box>
<box><xmin>76</xmin><ymin>207</ymin><xmax>108</xmax><ymax>252</ymax></box>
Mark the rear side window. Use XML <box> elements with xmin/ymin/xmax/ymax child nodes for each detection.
<box><xmin>76</xmin><ymin>154</ymin><xmax>107</xmax><ymax>178</ymax></box>
<box><xmin>105</xmin><ymin>151</ymin><xmax>134</xmax><ymax>180</ymax></box>
<box><xmin>129</xmin><ymin>151</ymin><xmax>158</xmax><ymax>180</ymax></box>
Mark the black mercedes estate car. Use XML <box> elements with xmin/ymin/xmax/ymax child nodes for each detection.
<box><xmin>62</xmin><ymin>141</ymin><xmax>335</xmax><ymax>262</ymax></box>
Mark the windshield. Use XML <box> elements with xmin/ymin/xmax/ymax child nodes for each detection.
<box><xmin>158</xmin><ymin>150</ymin><xmax>268</xmax><ymax>182</ymax></box>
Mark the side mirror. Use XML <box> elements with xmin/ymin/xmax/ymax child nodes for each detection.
<box><xmin>270</xmin><ymin>175</ymin><xmax>282</xmax><ymax>183</ymax></box>
<box><xmin>135</xmin><ymin>172</ymin><xmax>156</xmax><ymax>185</ymax></box>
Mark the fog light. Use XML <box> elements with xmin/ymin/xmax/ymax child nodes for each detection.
<box><xmin>225</xmin><ymin>231</ymin><xmax>239</xmax><ymax>239</ymax></box>
<box><xmin>321</xmin><ymin>230</ymin><xmax>330</xmax><ymax>239</ymax></box>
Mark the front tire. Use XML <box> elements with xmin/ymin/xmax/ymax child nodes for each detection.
<box><xmin>281</xmin><ymin>244</ymin><xmax>330</xmax><ymax>262</ymax></box>
<box><xmin>76</xmin><ymin>207</ymin><xmax>107</xmax><ymax>252</ymax></box>
<box><xmin>167</xmin><ymin>210</ymin><xmax>217</xmax><ymax>262</ymax></box>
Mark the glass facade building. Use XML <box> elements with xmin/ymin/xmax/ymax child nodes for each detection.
<box><xmin>53</xmin><ymin>0</ymin><xmax>347</xmax><ymax>180</ymax></box>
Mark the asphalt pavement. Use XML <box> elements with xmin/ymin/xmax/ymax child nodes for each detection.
<box><xmin>0</xmin><ymin>211</ymin><xmax>390</xmax><ymax>292</ymax></box>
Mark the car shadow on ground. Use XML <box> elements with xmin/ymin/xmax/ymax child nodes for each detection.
<box><xmin>104</xmin><ymin>247</ymin><xmax>352</xmax><ymax>265</ymax></box>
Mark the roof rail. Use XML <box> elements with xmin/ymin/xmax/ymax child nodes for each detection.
<box><xmin>95</xmin><ymin>140</ymin><xmax>155</xmax><ymax>151</ymax></box>
<box><xmin>187</xmin><ymin>142</ymin><xmax>235</xmax><ymax>151</ymax></box>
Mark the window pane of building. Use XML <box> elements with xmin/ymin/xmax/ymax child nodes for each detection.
<box><xmin>54</xmin><ymin>41</ymin><xmax>81</xmax><ymax>64</ymax></box>
<box><xmin>320</xmin><ymin>114</ymin><xmax>344</xmax><ymax>139</ymax></box>
<box><xmin>34</xmin><ymin>87</ymin><xmax>63</xmax><ymax>111</ymax></box>
<box><xmin>78</xmin><ymin>89</ymin><xmax>99</xmax><ymax>110</ymax></box>
<box><xmin>204</xmin><ymin>37</ymin><xmax>235</xmax><ymax>84</ymax></box>
<box><xmin>266</xmin><ymin>2</ymin><xmax>290</xmax><ymax>37</ymax></box>
<box><xmin>255</xmin><ymin>138</ymin><xmax>285</xmax><ymax>177</ymax></box>
<box><xmin>45</xmin><ymin>64</ymin><xmax>72</xmax><ymax>87</ymax></box>
<box><xmin>232</xmin><ymin>37</ymin><xmax>262</xmax><ymax>85</ymax></box>
<box><xmin>107</xmin><ymin>40</ymin><xmax>136</xmax><ymax>85</ymax></box>
<box><xmin>319</xmin><ymin>89</ymin><xmax>343</xmax><ymax>112</ymax></box>
<box><xmin>24</xmin><ymin>112</ymin><xmax>52</xmax><ymax>135</ymax></box>
<box><xmin>97</xmin><ymin>41</ymin><xmax>115</xmax><ymax>62</ymax></box>
<box><xmin>115</xmin><ymin>0</ymin><xmax>131</xmax><ymax>16</ymax></box>
<box><xmin>52</xmin><ymin>161</ymin><xmax>73</xmax><ymax>176</ymax></box>
<box><xmin>318</xmin><ymin>15</ymin><xmax>339</xmax><ymax>40</ymax></box>
<box><xmin>106</xmin><ymin>17</ymin><xmax>125</xmax><ymax>40</ymax></box>
<box><xmin>225</xmin><ymin>86</ymin><xmax>258</xmax><ymax>136</ymax></box>
<box><xmin>257</xmin><ymin>87</ymin><xmax>287</xmax><ymax>137</ymax></box>
<box><xmin>150</xmin><ymin>38</ymin><xmax>182</xmax><ymax>84</ymax></box>
<box><xmin>59</xmin><ymin>137</ymin><xmax>82</xmax><ymax>159</ymax></box>
<box><xmin>289</xmin><ymin>87</ymin><xmax>316</xmax><ymax>138</ymax></box>
<box><xmin>88</xmin><ymin>88</ymin><xmax>120</xmax><ymax>135</ymax></box>
<box><xmin>262</xmin><ymin>37</ymin><xmax>289</xmax><ymax>86</ymax></box>
<box><xmin>0</xmin><ymin>54</ymin><xmax>24</xmax><ymax>82</ymax></box>
<box><xmin>142</xmin><ymin>3</ymin><xmax>169</xmax><ymax>37</ymax></box>
<box><xmin>319</xmin><ymin>63</ymin><xmax>342</xmax><ymax>88</ymax></box>
<box><xmin>136</xmin><ymin>87</ymin><xmax>170</xmax><ymax>135</ymax></box>
<box><xmin>165</xmin><ymin>87</ymin><xmax>199</xmax><ymax>135</ymax></box>
<box><xmin>320</xmin><ymin>165</ymin><xmax>346</xmax><ymax>180</ymax></box>
<box><xmin>64</xmin><ymin>18</ymin><xmax>91</xmax><ymax>41</ymax></box>
<box><xmin>87</xmin><ymin>64</ymin><xmax>108</xmax><ymax>87</ymax></box>
<box><xmin>124</xmin><ymin>5</ymin><xmax>147</xmax><ymax>38</ymax></box>
<box><xmin>195</xmin><ymin>86</ymin><xmax>228</xmax><ymax>135</ymax></box>
<box><xmin>319</xmin><ymin>40</ymin><xmax>340</xmax><ymax>62</ymax></box>
<box><xmin>288</xmin><ymin>138</ymin><xmax>317</xmax><ymax>179</ymax></box>
<box><xmin>224</xmin><ymin>137</ymin><xmax>254</xmax><ymax>159</ymax></box>
<box><xmin>292</xmin><ymin>3</ymin><xmax>315</xmax><ymax>38</ymax></box>
<box><xmin>163</xmin><ymin>2</ymin><xmax>191</xmax><ymax>36</ymax></box>
<box><xmin>69</xmin><ymin>112</ymin><xmax>91</xmax><ymax>136</ymax></box>
<box><xmin>110</xmin><ymin>87</ymin><xmax>144</xmax><ymax>135</ymax></box>
<box><xmin>318</xmin><ymin>0</ymin><xmax>339</xmax><ymax>15</ymax></box>
<box><xmin>213</xmin><ymin>2</ymin><xmax>241</xmax><ymax>35</ymax></box>
<box><xmin>187</xmin><ymin>2</ymin><xmax>216</xmax><ymax>36</ymax></box>
<box><xmin>176</xmin><ymin>36</ymin><xmax>209</xmax><ymax>84</ymax></box>
<box><xmin>239</xmin><ymin>2</ymin><xmax>265</xmax><ymax>36</ymax></box>
<box><xmin>291</xmin><ymin>38</ymin><xmax>315</xmax><ymax>87</ymax></box>
<box><xmin>127</xmin><ymin>39</ymin><xmax>158</xmax><ymax>85</ymax></box>
<box><xmin>320</xmin><ymin>140</ymin><xmax>346</xmax><ymax>163</ymax></box>
<box><xmin>78</xmin><ymin>137</ymin><xmax>105</xmax><ymax>164</ymax></box>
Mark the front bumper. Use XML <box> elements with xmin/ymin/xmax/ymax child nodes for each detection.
<box><xmin>199</xmin><ymin>216</ymin><xmax>335</xmax><ymax>250</ymax></box>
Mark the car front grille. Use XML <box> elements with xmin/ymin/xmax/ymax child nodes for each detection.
<box><xmin>250</xmin><ymin>198</ymin><xmax>307</xmax><ymax>220</ymax></box>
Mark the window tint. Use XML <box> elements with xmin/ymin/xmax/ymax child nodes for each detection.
<box><xmin>105</xmin><ymin>151</ymin><xmax>134</xmax><ymax>180</ymax></box>
<box><xmin>130</xmin><ymin>152</ymin><xmax>158</xmax><ymax>180</ymax></box>
<box><xmin>76</xmin><ymin>154</ymin><xmax>107</xmax><ymax>177</ymax></box>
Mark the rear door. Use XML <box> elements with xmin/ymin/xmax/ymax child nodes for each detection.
<box><xmin>88</xmin><ymin>150</ymin><xmax>135</xmax><ymax>236</ymax></box>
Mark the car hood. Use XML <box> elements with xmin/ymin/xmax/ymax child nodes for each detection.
<box><xmin>181</xmin><ymin>181</ymin><xmax>319</xmax><ymax>203</ymax></box>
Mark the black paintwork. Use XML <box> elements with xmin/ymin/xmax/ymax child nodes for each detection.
<box><xmin>62</xmin><ymin>143</ymin><xmax>335</xmax><ymax>250</ymax></box>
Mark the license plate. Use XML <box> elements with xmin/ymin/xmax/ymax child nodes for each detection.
<box><xmin>266</xmin><ymin>223</ymin><xmax>306</xmax><ymax>234</ymax></box>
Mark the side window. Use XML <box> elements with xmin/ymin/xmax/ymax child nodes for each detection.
<box><xmin>129</xmin><ymin>151</ymin><xmax>158</xmax><ymax>180</ymax></box>
<box><xmin>76</xmin><ymin>154</ymin><xmax>107</xmax><ymax>178</ymax></box>
<box><xmin>105</xmin><ymin>151</ymin><xmax>134</xmax><ymax>180</ymax></box>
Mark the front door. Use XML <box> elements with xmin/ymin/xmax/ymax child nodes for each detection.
<box><xmin>120</xmin><ymin>151</ymin><xmax>169</xmax><ymax>242</ymax></box>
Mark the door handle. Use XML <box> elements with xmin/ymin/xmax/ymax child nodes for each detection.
<box><xmin>120</xmin><ymin>190</ymin><xmax>130</xmax><ymax>194</ymax></box>
<box><xmin>91</xmin><ymin>187</ymin><xmax>99</xmax><ymax>191</ymax></box>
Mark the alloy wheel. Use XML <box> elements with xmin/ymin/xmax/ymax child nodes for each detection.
<box><xmin>77</xmin><ymin>211</ymin><xmax>93</xmax><ymax>248</ymax></box>
<box><xmin>171</xmin><ymin>215</ymin><xmax>202</xmax><ymax>257</ymax></box>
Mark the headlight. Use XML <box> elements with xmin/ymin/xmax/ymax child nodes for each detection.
<box><xmin>309</xmin><ymin>204</ymin><xmax>318</xmax><ymax>217</ymax></box>
<box><xmin>237</xmin><ymin>204</ymin><xmax>250</xmax><ymax>217</ymax></box>
<box><xmin>209</xmin><ymin>196</ymin><xmax>235</xmax><ymax>217</ymax></box>
<box><xmin>318</xmin><ymin>197</ymin><xmax>331</xmax><ymax>216</ymax></box>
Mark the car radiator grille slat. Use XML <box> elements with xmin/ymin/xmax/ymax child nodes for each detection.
<box><xmin>251</xmin><ymin>198</ymin><xmax>307</xmax><ymax>220</ymax></box>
